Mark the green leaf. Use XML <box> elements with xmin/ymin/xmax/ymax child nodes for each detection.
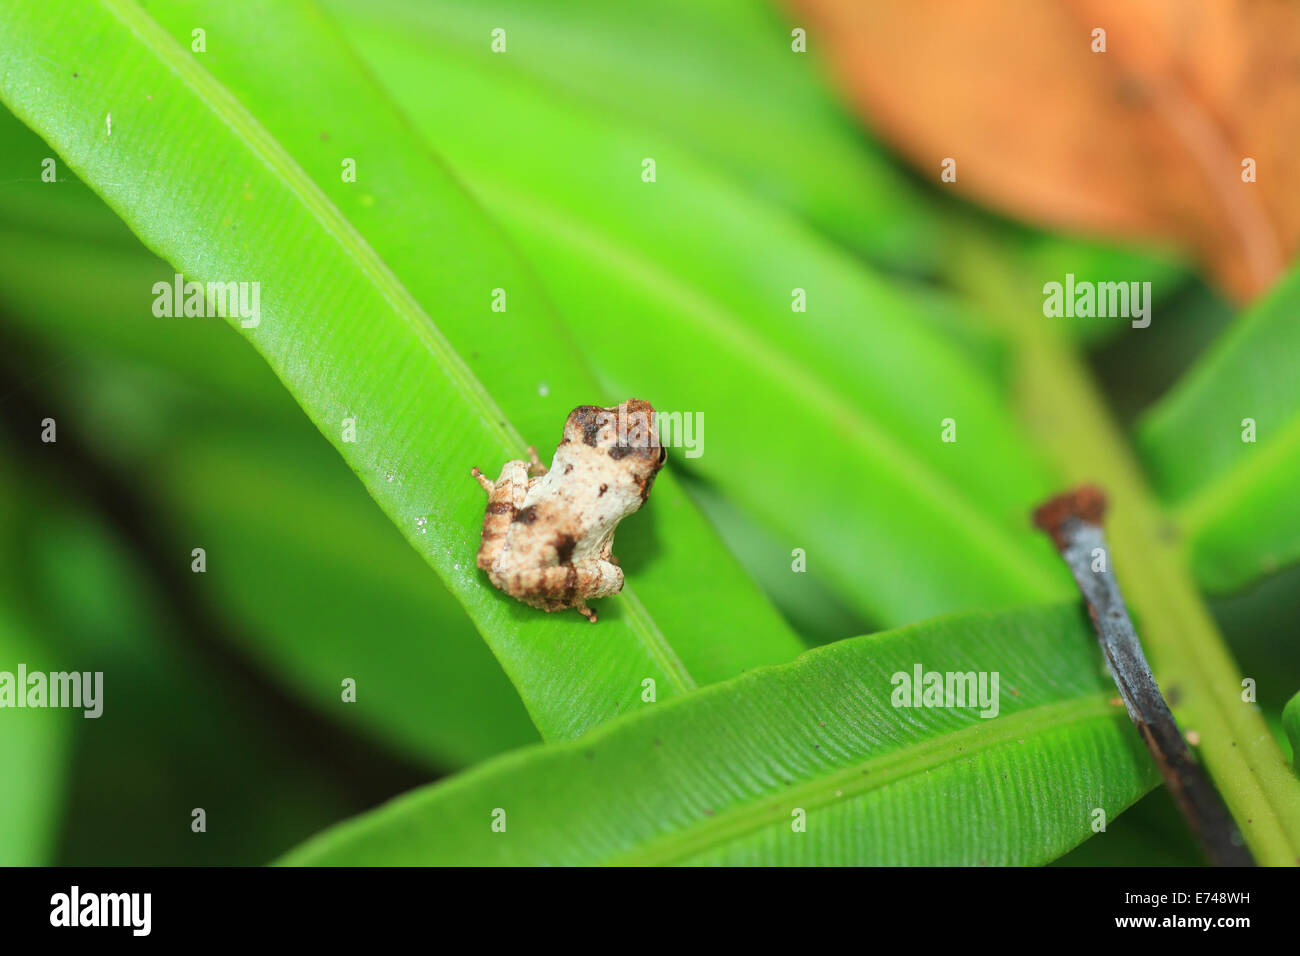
<box><xmin>0</xmin><ymin>109</ymin><xmax>535</xmax><ymax>768</ymax></box>
<box><xmin>1284</xmin><ymin>691</ymin><xmax>1300</xmax><ymax>774</ymax></box>
<box><xmin>983</xmin><ymin>223</ymin><xmax>1189</xmax><ymax>348</ymax></box>
<box><xmin>12</xmin><ymin>493</ymin><xmax>378</xmax><ymax>865</ymax></box>
<box><xmin>0</xmin><ymin>455</ymin><xmax>70</xmax><ymax>866</ymax></box>
<box><xmin>0</xmin><ymin>224</ymin><xmax>293</xmax><ymax>420</ymax></box>
<box><xmin>280</xmin><ymin>603</ymin><xmax>1158</xmax><ymax>866</ymax></box>
<box><xmin>1053</xmin><ymin>788</ymin><xmax>1205</xmax><ymax>867</ymax></box>
<box><xmin>331</xmin><ymin>1</ymin><xmax>1073</xmax><ymax>627</ymax></box>
<box><xmin>0</xmin><ymin>0</ymin><xmax>803</xmax><ymax>740</ymax></box>
<box><xmin>324</xmin><ymin>0</ymin><xmax>940</xmax><ymax>275</ymax></box>
<box><xmin>0</xmin><ymin>195</ymin><xmax>538</xmax><ymax>768</ymax></box>
<box><xmin>682</xmin><ymin>476</ymin><xmax>869</xmax><ymax>646</ymax></box>
<box><xmin>0</xmin><ymin>598</ymin><xmax>70</xmax><ymax>866</ymax></box>
<box><xmin>156</xmin><ymin>424</ymin><xmax>544</xmax><ymax>768</ymax></box>
<box><xmin>1137</xmin><ymin>266</ymin><xmax>1300</xmax><ymax>592</ymax></box>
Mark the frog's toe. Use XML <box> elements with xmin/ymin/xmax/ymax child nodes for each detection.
<box><xmin>471</xmin><ymin>467</ymin><xmax>495</xmax><ymax>493</ymax></box>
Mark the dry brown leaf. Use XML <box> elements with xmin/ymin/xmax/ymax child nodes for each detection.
<box><xmin>789</xmin><ymin>0</ymin><xmax>1300</xmax><ymax>301</ymax></box>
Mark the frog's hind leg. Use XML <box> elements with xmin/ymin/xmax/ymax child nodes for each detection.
<box><xmin>474</xmin><ymin>460</ymin><xmax>529</xmax><ymax>572</ymax></box>
<box><xmin>571</xmin><ymin>558</ymin><xmax>624</xmax><ymax>623</ymax></box>
<box><xmin>503</xmin><ymin>559</ymin><xmax>623</xmax><ymax>623</ymax></box>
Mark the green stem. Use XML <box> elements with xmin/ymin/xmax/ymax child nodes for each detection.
<box><xmin>953</xmin><ymin>233</ymin><xmax>1300</xmax><ymax>866</ymax></box>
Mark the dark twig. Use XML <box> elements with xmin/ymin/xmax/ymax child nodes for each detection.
<box><xmin>1033</xmin><ymin>486</ymin><xmax>1253</xmax><ymax>867</ymax></box>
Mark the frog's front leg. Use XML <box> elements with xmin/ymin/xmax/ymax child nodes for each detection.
<box><xmin>523</xmin><ymin>446</ymin><xmax>550</xmax><ymax>492</ymax></box>
<box><xmin>526</xmin><ymin>445</ymin><xmax>548</xmax><ymax>476</ymax></box>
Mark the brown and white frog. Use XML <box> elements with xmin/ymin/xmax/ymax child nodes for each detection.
<box><xmin>471</xmin><ymin>399</ymin><xmax>664</xmax><ymax>622</ymax></box>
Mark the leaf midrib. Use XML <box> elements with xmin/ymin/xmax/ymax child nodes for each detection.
<box><xmin>607</xmin><ymin>694</ymin><xmax>1122</xmax><ymax>865</ymax></box>
<box><xmin>94</xmin><ymin>0</ymin><xmax>695</xmax><ymax>694</ymax></box>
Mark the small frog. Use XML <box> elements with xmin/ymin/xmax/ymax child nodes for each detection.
<box><xmin>471</xmin><ymin>399</ymin><xmax>665</xmax><ymax>622</ymax></box>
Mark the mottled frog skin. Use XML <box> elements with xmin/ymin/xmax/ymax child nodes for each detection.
<box><xmin>471</xmin><ymin>399</ymin><xmax>664</xmax><ymax>622</ymax></box>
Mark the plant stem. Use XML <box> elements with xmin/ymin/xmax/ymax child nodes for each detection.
<box><xmin>1034</xmin><ymin>486</ymin><xmax>1252</xmax><ymax>865</ymax></box>
<box><xmin>954</xmin><ymin>234</ymin><xmax>1300</xmax><ymax>865</ymax></box>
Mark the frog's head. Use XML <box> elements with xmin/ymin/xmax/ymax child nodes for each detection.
<box><xmin>562</xmin><ymin>399</ymin><xmax>665</xmax><ymax>502</ymax></box>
